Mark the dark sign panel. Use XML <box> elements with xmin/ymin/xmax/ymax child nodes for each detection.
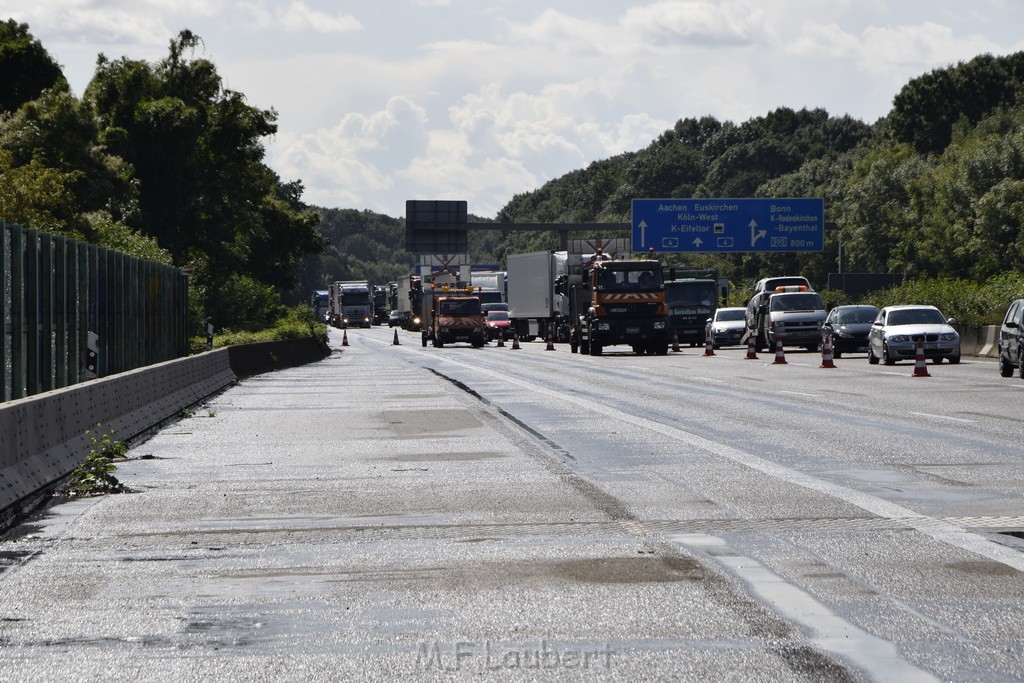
<box><xmin>405</xmin><ymin>200</ymin><xmax>468</xmax><ymax>254</ymax></box>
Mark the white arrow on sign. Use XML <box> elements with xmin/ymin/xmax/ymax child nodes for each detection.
<box><xmin>693</xmin><ymin>237</ymin><xmax>703</xmax><ymax>248</ymax></box>
<box><xmin>638</xmin><ymin>220</ymin><xmax>647</xmax><ymax>248</ymax></box>
<box><xmin>750</xmin><ymin>219</ymin><xmax>767</xmax><ymax>247</ymax></box>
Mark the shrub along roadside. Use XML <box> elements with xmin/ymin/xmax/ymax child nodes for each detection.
<box><xmin>729</xmin><ymin>274</ymin><xmax>1023</xmax><ymax>328</ymax></box>
<box><xmin>189</xmin><ymin>304</ymin><xmax>328</xmax><ymax>354</ymax></box>
<box><xmin>861</xmin><ymin>273</ymin><xmax>1024</xmax><ymax>328</ymax></box>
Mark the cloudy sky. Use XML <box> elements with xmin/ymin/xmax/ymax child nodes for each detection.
<box><xmin>4</xmin><ymin>1</ymin><xmax>1023</xmax><ymax>217</ymax></box>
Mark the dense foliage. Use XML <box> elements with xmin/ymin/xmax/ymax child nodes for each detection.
<box><xmin>0</xmin><ymin>26</ymin><xmax>323</xmax><ymax>336</ymax></box>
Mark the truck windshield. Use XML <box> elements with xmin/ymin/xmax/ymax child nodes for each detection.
<box><xmin>666</xmin><ymin>282</ymin><xmax>716</xmax><ymax>307</ymax></box>
<box><xmin>343</xmin><ymin>292</ymin><xmax>370</xmax><ymax>305</ymax></box>
<box><xmin>770</xmin><ymin>293</ymin><xmax>824</xmax><ymax>312</ymax></box>
<box><xmin>597</xmin><ymin>267</ymin><xmax>662</xmax><ymax>290</ymax></box>
<box><xmin>439</xmin><ymin>299</ymin><xmax>481</xmax><ymax>316</ymax></box>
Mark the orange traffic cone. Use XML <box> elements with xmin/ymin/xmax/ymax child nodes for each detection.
<box><xmin>545</xmin><ymin>331</ymin><xmax>555</xmax><ymax>351</ymax></box>
<box><xmin>819</xmin><ymin>334</ymin><xmax>836</xmax><ymax>368</ymax></box>
<box><xmin>392</xmin><ymin>329</ymin><xmax>400</xmax><ymax>346</ymax></box>
<box><xmin>773</xmin><ymin>338</ymin><xmax>787</xmax><ymax>364</ymax></box>
<box><xmin>703</xmin><ymin>326</ymin><xmax>715</xmax><ymax>356</ymax></box>
<box><xmin>342</xmin><ymin>328</ymin><xmax>349</xmax><ymax>347</ymax></box>
<box><xmin>496</xmin><ymin>331</ymin><xmax>505</xmax><ymax>347</ymax></box>
<box><xmin>911</xmin><ymin>338</ymin><xmax>931</xmax><ymax>377</ymax></box>
<box><xmin>744</xmin><ymin>334</ymin><xmax>758</xmax><ymax>360</ymax></box>
<box><xmin>511</xmin><ymin>332</ymin><xmax>521</xmax><ymax>350</ymax></box>
<box><xmin>672</xmin><ymin>331</ymin><xmax>681</xmax><ymax>353</ymax></box>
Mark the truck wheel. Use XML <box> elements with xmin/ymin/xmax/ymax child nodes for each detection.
<box><xmin>656</xmin><ymin>342</ymin><xmax>669</xmax><ymax>355</ymax></box>
<box><xmin>589</xmin><ymin>343</ymin><xmax>602</xmax><ymax>356</ymax></box>
<box><xmin>570</xmin><ymin>331</ymin><xmax>579</xmax><ymax>354</ymax></box>
<box><xmin>580</xmin><ymin>337</ymin><xmax>589</xmax><ymax>354</ymax></box>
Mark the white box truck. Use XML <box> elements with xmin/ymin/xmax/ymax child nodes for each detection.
<box><xmin>506</xmin><ymin>251</ymin><xmax>569</xmax><ymax>342</ymax></box>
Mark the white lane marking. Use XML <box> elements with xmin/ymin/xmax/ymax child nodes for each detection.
<box><xmin>418</xmin><ymin>348</ymin><xmax>1024</xmax><ymax>573</ymax></box>
<box><xmin>909</xmin><ymin>411</ymin><xmax>974</xmax><ymax>424</ymax></box>
<box><xmin>675</xmin><ymin>534</ymin><xmax>938</xmax><ymax>683</ymax></box>
<box><xmin>778</xmin><ymin>390</ymin><xmax>819</xmax><ymax>397</ymax></box>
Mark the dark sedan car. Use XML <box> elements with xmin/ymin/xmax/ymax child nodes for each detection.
<box><xmin>821</xmin><ymin>305</ymin><xmax>879</xmax><ymax>358</ymax></box>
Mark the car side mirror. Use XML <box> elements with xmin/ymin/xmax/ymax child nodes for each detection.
<box><xmin>947</xmin><ymin>317</ymin><xmax>958</xmax><ymax>326</ymax></box>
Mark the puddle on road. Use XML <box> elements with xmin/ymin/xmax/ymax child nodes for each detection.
<box><xmin>547</xmin><ymin>556</ymin><xmax>704</xmax><ymax>584</ymax></box>
<box><xmin>379</xmin><ymin>409</ymin><xmax>483</xmax><ymax>438</ymax></box>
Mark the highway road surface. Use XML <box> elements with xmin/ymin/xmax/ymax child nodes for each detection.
<box><xmin>2</xmin><ymin>324</ymin><xmax>1023</xmax><ymax>680</ymax></box>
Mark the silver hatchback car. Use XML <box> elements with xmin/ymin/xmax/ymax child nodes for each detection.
<box><xmin>867</xmin><ymin>305</ymin><xmax>960</xmax><ymax>365</ymax></box>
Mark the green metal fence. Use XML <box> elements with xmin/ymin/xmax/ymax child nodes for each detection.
<box><xmin>1</xmin><ymin>221</ymin><xmax>189</xmax><ymax>402</ymax></box>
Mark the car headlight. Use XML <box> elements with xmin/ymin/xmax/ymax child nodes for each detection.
<box><xmin>889</xmin><ymin>334</ymin><xmax>909</xmax><ymax>342</ymax></box>
<box><xmin>940</xmin><ymin>332</ymin><xmax>958</xmax><ymax>341</ymax></box>
<box><xmin>654</xmin><ymin>321</ymin><xmax>666</xmax><ymax>329</ymax></box>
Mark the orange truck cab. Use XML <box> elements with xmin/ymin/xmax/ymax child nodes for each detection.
<box><xmin>429</xmin><ymin>286</ymin><xmax>486</xmax><ymax>348</ymax></box>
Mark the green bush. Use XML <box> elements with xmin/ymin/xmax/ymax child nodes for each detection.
<box><xmin>66</xmin><ymin>424</ymin><xmax>127</xmax><ymax>496</ymax></box>
<box><xmin>863</xmin><ymin>274</ymin><xmax>1024</xmax><ymax>327</ymax></box>
<box><xmin>207</xmin><ymin>273</ymin><xmax>286</xmax><ymax>332</ymax></box>
<box><xmin>189</xmin><ymin>303</ymin><xmax>327</xmax><ymax>352</ymax></box>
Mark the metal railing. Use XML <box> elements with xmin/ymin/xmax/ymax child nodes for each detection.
<box><xmin>2</xmin><ymin>221</ymin><xmax>188</xmax><ymax>402</ymax></box>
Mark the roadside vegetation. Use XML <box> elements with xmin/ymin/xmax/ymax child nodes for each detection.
<box><xmin>64</xmin><ymin>425</ymin><xmax>128</xmax><ymax>497</ymax></box>
<box><xmin>2</xmin><ymin>20</ymin><xmax>1023</xmax><ymax>329</ymax></box>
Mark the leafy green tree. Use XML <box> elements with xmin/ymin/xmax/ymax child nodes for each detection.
<box><xmin>0</xmin><ymin>19</ymin><xmax>66</xmax><ymax>115</ymax></box>
<box><xmin>0</xmin><ymin>87</ymin><xmax>137</xmax><ymax>236</ymax></box>
<box><xmin>838</xmin><ymin>142</ymin><xmax>931</xmax><ymax>276</ymax></box>
<box><xmin>84</xmin><ymin>30</ymin><xmax>324</xmax><ymax>308</ymax></box>
<box><xmin>888</xmin><ymin>52</ymin><xmax>1024</xmax><ymax>154</ymax></box>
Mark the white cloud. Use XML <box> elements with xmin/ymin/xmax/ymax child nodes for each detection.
<box><xmin>622</xmin><ymin>0</ymin><xmax>763</xmax><ymax>47</ymax></box>
<box><xmin>859</xmin><ymin>22</ymin><xmax>998</xmax><ymax>72</ymax></box>
<box><xmin>242</xmin><ymin>1</ymin><xmax>362</xmax><ymax>34</ymax></box>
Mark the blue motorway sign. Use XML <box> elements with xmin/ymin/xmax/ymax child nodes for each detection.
<box><xmin>631</xmin><ymin>198</ymin><xmax>824</xmax><ymax>253</ymax></box>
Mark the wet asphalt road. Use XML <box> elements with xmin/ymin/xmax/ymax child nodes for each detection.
<box><xmin>2</xmin><ymin>325</ymin><xmax>1024</xmax><ymax>680</ymax></box>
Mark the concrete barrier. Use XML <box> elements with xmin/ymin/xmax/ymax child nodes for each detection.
<box><xmin>956</xmin><ymin>325</ymin><xmax>1000</xmax><ymax>358</ymax></box>
<box><xmin>1</xmin><ymin>337</ymin><xmax>329</xmax><ymax>520</ymax></box>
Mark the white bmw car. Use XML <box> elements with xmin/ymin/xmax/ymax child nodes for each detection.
<box><xmin>867</xmin><ymin>305</ymin><xmax>960</xmax><ymax>365</ymax></box>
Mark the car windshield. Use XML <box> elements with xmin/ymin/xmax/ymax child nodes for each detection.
<box><xmin>769</xmin><ymin>293</ymin><xmax>823</xmax><ymax>311</ymax></box>
<box><xmin>887</xmin><ymin>308</ymin><xmax>945</xmax><ymax>326</ymax></box>
<box><xmin>486</xmin><ymin>311</ymin><xmax>509</xmax><ymax>321</ymax></box>
<box><xmin>715</xmin><ymin>309</ymin><xmax>745</xmax><ymax>322</ymax></box>
<box><xmin>836</xmin><ymin>308</ymin><xmax>878</xmax><ymax>324</ymax></box>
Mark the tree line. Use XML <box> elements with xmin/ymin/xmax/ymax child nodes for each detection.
<box><xmin>4</xmin><ymin>19</ymin><xmax>1023</xmax><ymax>328</ymax></box>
